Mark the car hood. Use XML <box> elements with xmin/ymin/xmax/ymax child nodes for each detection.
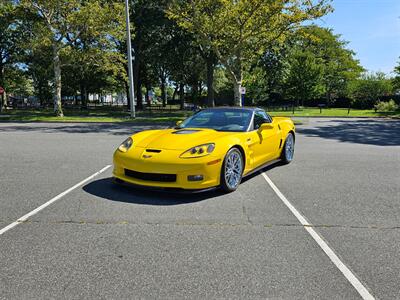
<box><xmin>136</xmin><ymin>128</ymin><xmax>235</xmax><ymax>150</ymax></box>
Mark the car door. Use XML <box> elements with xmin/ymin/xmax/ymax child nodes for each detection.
<box><xmin>249</xmin><ymin>110</ymin><xmax>282</xmax><ymax>168</ymax></box>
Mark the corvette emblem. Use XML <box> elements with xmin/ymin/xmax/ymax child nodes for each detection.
<box><xmin>142</xmin><ymin>154</ymin><xmax>152</xmax><ymax>159</ymax></box>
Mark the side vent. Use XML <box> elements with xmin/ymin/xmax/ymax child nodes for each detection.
<box><xmin>279</xmin><ymin>139</ymin><xmax>283</xmax><ymax>149</ymax></box>
<box><xmin>146</xmin><ymin>149</ymin><xmax>161</xmax><ymax>153</ymax></box>
<box><xmin>278</xmin><ymin>124</ymin><xmax>281</xmax><ymax>130</ymax></box>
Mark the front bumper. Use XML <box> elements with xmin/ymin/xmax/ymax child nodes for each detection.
<box><xmin>113</xmin><ymin>147</ymin><xmax>223</xmax><ymax>190</ymax></box>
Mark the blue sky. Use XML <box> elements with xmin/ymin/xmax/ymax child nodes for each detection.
<box><xmin>316</xmin><ymin>0</ymin><xmax>400</xmax><ymax>75</ymax></box>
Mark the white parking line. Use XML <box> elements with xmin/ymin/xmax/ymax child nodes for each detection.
<box><xmin>0</xmin><ymin>165</ymin><xmax>111</xmax><ymax>236</ymax></box>
<box><xmin>261</xmin><ymin>172</ymin><xmax>375</xmax><ymax>300</ymax></box>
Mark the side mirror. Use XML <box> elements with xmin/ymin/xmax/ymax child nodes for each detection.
<box><xmin>258</xmin><ymin>123</ymin><xmax>274</xmax><ymax>131</ymax></box>
<box><xmin>176</xmin><ymin>120</ymin><xmax>183</xmax><ymax>126</ymax></box>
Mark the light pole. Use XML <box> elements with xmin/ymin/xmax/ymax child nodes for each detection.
<box><xmin>125</xmin><ymin>0</ymin><xmax>135</xmax><ymax>118</ymax></box>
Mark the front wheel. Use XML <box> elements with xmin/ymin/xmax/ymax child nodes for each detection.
<box><xmin>220</xmin><ymin>148</ymin><xmax>244</xmax><ymax>193</ymax></box>
<box><xmin>281</xmin><ymin>132</ymin><xmax>295</xmax><ymax>164</ymax></box>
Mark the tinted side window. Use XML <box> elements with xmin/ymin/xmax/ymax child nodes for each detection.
<box><xmin>260</xmin><ymin>111</ymin><xmax>272</xmax><ymax>123</ymax></box>
<box><xmin>254</xmin><ymin>112</ymin><xmax>267</xmax><ymax>129</ymax></box>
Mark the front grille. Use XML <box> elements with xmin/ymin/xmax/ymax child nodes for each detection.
<box><xmin>124</xmin><ymin>169</ymin><xmax>176</xmax><ymax>182</ymax></box>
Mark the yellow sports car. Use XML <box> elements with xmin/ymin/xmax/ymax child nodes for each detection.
<box><xmin>113</xmin><ymin>107</ymin><xmax>295</xmax><ymax>192</ymax></box>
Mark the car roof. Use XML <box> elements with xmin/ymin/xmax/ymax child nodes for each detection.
<box><xmin>201</xmin><ymin>107</ymin><xmax>261</xmax><ymax>112</ymax></box>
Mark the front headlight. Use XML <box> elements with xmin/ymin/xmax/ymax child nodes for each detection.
<box><xmin>118</xmin><ymin>137</ymin><xmax>133</xmax><ymax>152</ymax></box>
<box><xmin>180</xmin><ymin>143</ymin><xmax>215</xmax><ymax>158</ymax></box>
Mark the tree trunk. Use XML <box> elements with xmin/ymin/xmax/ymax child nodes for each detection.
<box><xmin>146</xmin><ymin>85</ymin><xmax>152</xmax><ymax>106</ymax></box>
<box><xmin>0</xmin><ymin>97</ymin><xmax>5</xmax><ymax>113</ymax></box>
<box><xmin>85</xmin><ymin>87</ymin><xmax>89</xmax><ymax>109</ymax></box>
<box><xmin>326</xmin><ymin>91</ymin><xmax>331</xmax><ymax>108</ymax></box>
<box><xmin>179</xmin><ymin>83</ymin><xmax>185</xmax><ymax>110</ymax></box>
<box><xmin>0</xmin><ymin>93</ymin><xmax>3</xmax><ymax>113</ymax></box>
<box><xmin>206</xmin><ymin>56</ymin><xmax>215</xmax><ymax>107</ymax></box>
<box><xmin>198</xmin><ymin>82</ymin><xmax>204</xmax><ymax>100</ymax></box>
<box><xmin>227</xmin><ymin>65</ymin><xmax>242</xmax><ymax>107</ymax></box>
<box><xmin>133</xmin><ymin>56</ymin><xmax>143</xmax><ymax>110</ymax></box>
<box><xmin>191</xmin><ymin>84</ymin><xmax>198</xmax><ymax>103</ymax></box>
<box><xmin>233</xmin><ymin>80</ymin><xmax>242</xmax><ymax>107</ymax></box>
<box><xmin>136</xmin><ymin>79</ymin><xmax>143</xmax><ymax>110</ymax></box>
<box><xmin>0</xmin><ymin>65</ymin><xmax>5</xmax><ymax>112</ymax></box>
<box><xmin>0</xmin><ymin>66</ymin><xmax>4</xmax><ymax>112</ymax></box>
<box><xmin>52</xmin><ymin>43</ymin><xmax>63</xmax><ymax>117</ymax></box>
<box><xmin>145</xmin><ymin>87</ymin><xmax>149</xmax><ymax>106</ymax></box>
<box><xmin>80</xmin><ymin>84</ymin><xmax>88</xmax><ymax>109</ymax></box>
<box><xmin>0</xmin><ymin>64</ymin><xmax>4</xmax><ymax>88</ymax></box>
<box><xmin>172</xmin><ymin>85</ymin><xmax>178</xmax><ymax>101</ymax></box>
<box><xmin>161</xmin><ymin>79</ymin><xmax>167</xmax><ymax>107</ymax></box>
<box><xmin>125</xmin><ymin>81</ymin><xmax>131</xmax><ymax>110</ymax></box>
<box><xmin>38</xmin><ymin>87</ymin><xmax>43</xmax><ymax>107</ymax></box>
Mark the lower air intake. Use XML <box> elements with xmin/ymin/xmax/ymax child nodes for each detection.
<box><xmin>124</xmin><ymin>169</ymin><xmax>177</xmax><ymax>182</ymax></box>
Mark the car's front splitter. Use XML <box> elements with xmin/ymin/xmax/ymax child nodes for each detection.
<box><xmin>112</xmin><ymin>177</ymin><xmax>220</xmax><ymax>194</ymax></box>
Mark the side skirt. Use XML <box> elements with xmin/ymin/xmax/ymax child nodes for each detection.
<box><xmin>243</xmin><ymin>159</ymin><xmax>282</xmax><ymax>178</ymax></box>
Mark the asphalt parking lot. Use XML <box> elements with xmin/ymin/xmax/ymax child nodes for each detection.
<box><xmin>0</xmin><ymin>118</ymin><xmax>399</xmax><ymax>299</ymax></box>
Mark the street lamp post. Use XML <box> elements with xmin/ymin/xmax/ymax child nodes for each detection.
<box><xmin>125</xmin><ymin>0</ymin><xmax>135</xmax><ymax>118</ymax></box>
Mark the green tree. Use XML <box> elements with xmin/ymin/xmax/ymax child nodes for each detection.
<box><xmin>131</xmin><ymin>0</ymin><xmax>174</xmax><ymax>108</ymax></box>
<box><xmin>277</xmin><ymin>26</ymin><xmax>363</xmax><ymax>106</ymax></box>
<box><xmin>244</xmin><ymin>44</ymin><xmax>289</xmax><ymax>104</ymax></box>
<box><xmin>168</xmin><ymin>0</ymin><xmax>331</xmax><ymax>106</ymax></box>
<box><xmin>65</xmin><ymin>1</ymin><xmax>125</xmax><ymax>108</ymax></box>
<box><xmin>21</xmin><ymin>0</ymin><xmax>125</xmax><ymax>116</ymax></box>
<box><xmin>0</xmin><ymin>1</ymin><xmax>28</xmax><ymax>110</ymax></box>
<box><xmin>21</xmin><ymin>0</ymin><xmax>74</xmax><ymax>116</ymax></box>
<box><xmin>131</xmin><ymin>0</ymin><xmax>185</xmax><ymax>109</ymax></box>
<box><xmin>393</xmin><ymin>58</ymin><xmax>400</xmax><ymax>91</ymax></box>
<box><xmin>284</xmin><ymin>50</ymin><xmax>325</xmax><ymax>106</ymax></box>
<box><xmin>25</xmin><ymin>43</ymin><xmax>54</xmax><ymax>106</ymax></box>
<box><xmin>348</xmin><ymin>72</ymin><xmax>393</xmax><ymax>109</ymax></box>
<box><xmin>297</xmin><ymin>26</ymin><xmax>363</xmax><ymax>105</ymax></box>
<box><xmin>167</xmin><ymin>32</ymin><xmax>207</xmax><ymax>109</ymax></box>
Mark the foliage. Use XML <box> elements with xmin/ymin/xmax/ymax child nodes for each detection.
<box><xmin>242</xmin><ymin>25</ymin><xmax>363</xmax><ymax>107</ymax></box>
<box><xmin>393</xmin><ymin>58</ymin><xmax>400</xmax><ymax>91</ymax></box>
<box><xmin>1</xmin><ymin>0</ymin><xmax>397</xmax><ymax>115</ymax></box>
<box><xmin>64</xmin><ymin>0</ymin><xmax>126</xmax><ymax>106</ymax></box>
<box><xmin>247</xmin><ymin>45</ymin><xmax>289</xmax><ymax>104</ymax></box>
<box><xmin>0</xmin><ymin>1</ymin><xmax>29</xmax><ymax>92</ymax></box>
<box><xmin>167</xmin><ymin>0</ymin><xmax>332</xmax><ymax>106</ymax></box>
<box><xmin>3</xmin><ymin>67</ymin><xmax>34</xmax><ymax>96</ymax></box>
<box><xmin>374</xmin><ymin>99</ymin><xmax>398</xmax><ymax>112</ymax></box>
<box><xmin>348</xmin><ymin>72</ymin><xmax>393</xmax><ymax>109</ymax></box>
<box><xmin>19</xmin><ymin>0</ymin><xmax>125</xmax><ymax>116</ymax></box>
<box><xmin>284</xmin><ymin>49</ymin><xmax>325</xmax><ymax>105</ymax></box>
<box><xmin>296</xmin><ymin>26</ymin><xmax>364</xmax><ymax>104</ymax></box>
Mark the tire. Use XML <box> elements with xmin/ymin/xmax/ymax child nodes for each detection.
<box><xmin>281</xmin><ymin>132</ymin><xmax>295</xmax><ymax>164</ymax></box>
<box><xmin>220</xmin><ymin>148</ymin><xmax>244</xmax><ymax>193</ymax></box>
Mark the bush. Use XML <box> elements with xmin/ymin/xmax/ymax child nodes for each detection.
<box><xmin>374</xmin><ymin>99</ymin><xmax>399</xmax><ymax>112</ymax></box>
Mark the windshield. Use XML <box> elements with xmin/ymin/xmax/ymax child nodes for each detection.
<box><xmin>179</xmin><ymin>109</ymin><xmax>252</xmax><ymax>132</ymax></box>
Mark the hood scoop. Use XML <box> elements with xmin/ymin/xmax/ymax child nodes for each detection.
<box><xmin>172</xmin><ymin>129</ymin><xmax>201</xmax><ymax>134</ymax></box>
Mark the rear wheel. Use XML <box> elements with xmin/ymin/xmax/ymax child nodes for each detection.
<box><xmin>281</xmin><ymin>132</ymin><xmax>295</xmax><ymax>164</ymax></box>
<box><xmin>220</xmin><ymin>148</ymin><xmax>243</xmax><ymax>193</ymax></box>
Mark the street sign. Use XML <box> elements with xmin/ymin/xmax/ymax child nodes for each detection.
<box><xmin>0</xmin><ymin>87</ymin><xmax>4</xmax><ymax>95</ymax></box>
<box><xmin>239</xmin><ymin>87</ymin><xmax>246</xmax><ymax>95</ymax></box>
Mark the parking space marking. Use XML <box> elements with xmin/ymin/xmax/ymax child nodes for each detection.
<box><xmin>0</xmin><ymin>165</ymin><xmax>111</xmax><ymax>237</ymax></box>
<box><xmin>261</xmin><ymin>172</ymin><xmax>375</xmax><ymax>300</ymax></box>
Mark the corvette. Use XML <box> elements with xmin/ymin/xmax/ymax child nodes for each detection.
<box><xmin>113</xmin><ymin>107</ymin><xmax>295</xmax><ymax>192</ymax></box>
